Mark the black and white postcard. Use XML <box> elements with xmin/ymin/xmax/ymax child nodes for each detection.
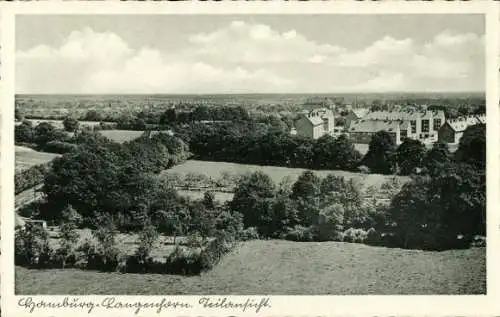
<box><xmin>1</xmin><ymin>2</ymin><xmax>499</xmax><ymax>316</ymax></box>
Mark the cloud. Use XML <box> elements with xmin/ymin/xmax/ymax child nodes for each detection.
<box><xmin>188</xmin><ymin>20</ymin><xmax>344</xmax><ymax>64</ymax></box>
<box><xmin>16</xmin><ymin>23</ymin><xmax>485</xmax><ymax>94</ymax></box>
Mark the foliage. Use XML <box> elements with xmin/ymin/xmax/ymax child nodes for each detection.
<box><xmin>388</xmin><ymin>163</ymin><xmax>485</xmax><ymax>250</ymax></box>
<box><xmin>422</xmin><ymin>141</ymin><xmax>452</xmax><ymax>176</ymax></box>
<box><xmin>15</xmin><ymin>163</ymin><xmax>50</xmax><ymax>194</ymax></box>
<box><xmin>230</xmin><ymin>171</ymin><xmax>276</xmax><ymax>230</ymax></box>
<box><xmin>15</xmin><ymin>223</ymin><xmax>53</xmax><ymax>268</ymax></box>
<box><xmin>135</xmin><ymin>220</ymin><xmax>159</xmax><ymax>266</ymax></box>
<box><xmin>62</xmin><ymin>117</ymin><xmax>80</xmax><ymax>132</ymax></box>
<box><xmin>362</xmin><ymin>131</ymin><xmax>397</xmax><ymax>174</ymax></box>
<box><xmin>396</xmin><ymin>139</ymin><xmax>426</xmax><ymax>175</ymax></box>
<box><xmin>455</xmin><ymin>124</ymin><xmax>486</xmax><ymax>169</ymax></box>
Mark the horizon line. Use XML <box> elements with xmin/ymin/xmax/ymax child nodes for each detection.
<box><xmin>16</xmin><ymin>91</ymin><xmax>486</xmax><ymax>96</ymax></box>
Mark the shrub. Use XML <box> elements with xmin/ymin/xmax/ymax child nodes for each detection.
<box><xmin>165</xmin><ymin>246</ymin><xmax>203</xmax><ymax>275</ymax></box>
<box><xmin>342</xmin><ymin>228</ymin><xmax>368</xmax><ymax>243</ymax></box>
<box><xmin>43</xmin><ymin>141</ymin><xmax>78</xmax><ymax>154</ymax></box>
<box><xmin>238</xmin><ymin>227</ymin><xmax>260</xmax><ymax>241</ymax></box>
<box><xmin>15</xmin><ymin>163</ymin><xmax>49</xmax><ymax>194</ymax></box>
<box><xmin>365</xmin><ymin>227</ymin><xmax>380</xmax><ymax>245</ymax></box>
<box><xmin>15</xmin><ymin>223</ymin><xmax>53</xmax><ymax>268</ymax></box>
<box><xmin>284</xmin><ymin>225</ymin><xmax>316</xmax><ymax>242</ymax></box>
<box><xmin>135</xmin><ymin>221</ymin><xmax>159</xmax><ymax>267</ymax></box>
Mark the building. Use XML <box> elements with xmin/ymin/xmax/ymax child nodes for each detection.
<box><xmin>345</xmin><ymin>108</ymin><xmax>370</xmax><ymax>129</ymax></box>
<box><xmin>294</xmin><ymin>107</ymin><xmax>335</xmax><ymax>139</ymax></box>
<box><xmin>438</xmin><ymin>114</ymin><xmax>486</xmax><ymax>144</ymax></box>
<box><xmin>348</xmin><ymin>119</ymin><xmax>411</xmax><ymax>145</ymax></box>
<box><xmin>363</xmin><ymin>109</ymin><xmax>445</xmax><ymax>141</ymax></box>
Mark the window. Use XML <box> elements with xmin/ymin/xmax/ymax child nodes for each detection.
<box><xmin>422</xmin><ymin>119</ymin><xmax>429</xmax><ymax>133</ymax></box>
<box><xmin>401</xmin><ymin>130</ymin><xmax>407</xmax><ymax>140</ymax></box>
<box><xmin>411</xmin><ymin>120</ymin><xmax>416</xmax><ymax>134</ymax></box>
<box><xmin>434</xmin><ymin>118</ymin><xmax>441</xmax><ymax>129</ymax></box>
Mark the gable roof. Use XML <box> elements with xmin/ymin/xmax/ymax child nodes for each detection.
<box><xmin>351</xmin><ymin>108</ymin><xmax>370</xmax><ymax>119</ymax></box>
<box><xmin>349</xmin><ymin>119</ymin><xmax>402</xmax><ymax>133</ymax></box>
<box><xmin>445</xmin><ymin>115</ymin><xmax>485</xmax><ymax>132</ymax></box>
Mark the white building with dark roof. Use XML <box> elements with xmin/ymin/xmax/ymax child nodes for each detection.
<box><xmin>294</xmin><ymin>107</ymin><xmax>335</xmax><ymax>139</ymax></box>
<box><xmin>348</xmin><ymin>119</ymin><xmax>411</xmax><ymax>145</ymax></box>
<box><xmin>363</xmin><ymin>109</ymin><xmax>445</xmax><ymax>140</ymax></box>
<box><xmin>438</xmin><ymin>114</ymin><xmax>486</xmax><ymax>144</ymax></box>
<box><xmin>345</xmin><ymin>108</ymin><xmax>370</xmax><ymax>129</ymax></box>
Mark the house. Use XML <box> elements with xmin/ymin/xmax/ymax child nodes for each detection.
<box><xmin>363</xmin><ymin>109</ymin><xmax>445</xmax><ymax>141</ymax></box>
<box><xmin>438</xmin><ymin>114</ymin><xmax>486</xmax><ymax>144</ymax></box>
<box><xmin>348</xmin><ymin>119</ymin><xmax>411</xmax><ymax>145</ymax></box>
<box><xmin>294</xmin><ymin>107</ymin><xmax>335</xmax><ymax>139</ymax></box>
<box><xmin>345</xmin><ymin>108</ymin><xmax>370</xmax><ymax>129</ymax></box>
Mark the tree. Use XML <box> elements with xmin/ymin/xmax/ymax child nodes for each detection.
<box><xmin>362</xmin><ymin>131</ymin><xmax>396</xmax><ymax>174</ymax></box>
<box><xmin>15</xmin><ymin>223</ymin><xmax>52</xmax><ymax>267</ymax></box>
<box><xmin>291</xmin><ymin>171</ymin><xmax>320</xmax><ymax>201</ymax></box>
<box><xmin>15</xmin><ymin>120</ymin><xmax>34</xmax><ymax>144</ymax></box>
<box><xmin>422</xmin><ymin>141</ymin><xmax>452</xmax><ymax>176</ymax></box>
<box><xmin>455</xmin><ymin>124</ymin><xmax>485</xmax><ymax>169</ymax></box>
<box><xmin>396</xmin><ymin>139</ymin><xmax>426</xmax><ymax>175</ymax></box>
<box><xmin>388</xmin><ymin>163</ymin><xmax>485</xmax><ymax>250</ymax></box>
<box><xmin>230</xmin><ymin>171</ymin><xmax>276</xmax><ymax>230</ymax></box>
<box><xmin>56</xmin><ymin>205</ymin><xmax>81</xmax><ymax>268</ymax></box>
<box><xmin>84</xmin><ymin>109</ymin><xmax>104</xmax><ymax>122</ymax></box>
<box><xmin>202</xmin><ymin>191</ymin><xmax>216</xmax><ymax>210</ymax></box>
<box><xmin>34</xmin><ymin>122</ymin><xmax>63</xmax><ymax>145</ymax></box>
<box><xmin>160</xmin><ymin>108</ymin><xmax>177</xmax><ymax>125</ymax></box>
<box><xmin>62</xmin><ymin>116</ymin><xmax>80</xmax><ymax>132</ymax></box>
<box><xmin>135</xmin><ymin>219</ymin><xmax>159</xmax><ymax>267</ymax></box>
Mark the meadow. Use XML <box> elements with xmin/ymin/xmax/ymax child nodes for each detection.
<box><xmin>15</xmin><ymin>146</ymin><xmax>60</xmax><ymax>173</ymax></box>
<box><xmin>98</xmin><ymin>130</ymin><xmax>146</xmax><ymax>143</ymax></box>
<box><xmin>16</xmin><ymin>240</ymin><xmax>485</xmax><ymax>295</ymax></box>
<box><xmin>163</xmin><ymin>160</ymin><xmax>410</xmax><ymax>191</ymax></box>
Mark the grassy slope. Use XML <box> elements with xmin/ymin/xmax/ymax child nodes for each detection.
<box><xmin>165</xmin><ymin>160</ymin><xmax>410</xmax><ymax>190</ymax></box>
<box><xmin>15</xmin><ymin>147</ymin><xmax>60</xmax><ymax>172</ymax></box>
<box><xmin>16</xmin><ymin>240</ymin><xmax>485</xmax><ymax>295</ymax></box>
<box><xmin>98</xmin><ymin>130</ymin><xmax>146</xmax><ymax>143</ymax></box>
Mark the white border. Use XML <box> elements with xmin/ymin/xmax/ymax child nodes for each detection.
<box><xmin>1</xmin><ymin>2</ymin><xmax>499</xmax><ymax>316</ymax></box>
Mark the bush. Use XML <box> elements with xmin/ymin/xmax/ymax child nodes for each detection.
<box><xmin>165</xmin><ymin>246</ymin><xmax>203</xmax><ymax>275</ymax></box>
<box><xmin>135</xmin><ymin>222</ymin><xmax>159</xmax><ymax>267</ymax></box>
<box><xmin>238</xmin><ymin>227</ymin><xmax>260</xmax><ymax>241</ymax></box>
<box><xmin>43</xmin><ymin>141</ymin><xmax>77</xmax><ymax>154</ymax></box>
<box><xmin>365</xmin><ymin>228</ymin><xmax>380</xmax><ymax>245</ymax></box>
<box><xmin>284</xmin><ymin>225</ymin><xmax>316</xmax><ymax>242</ymax></box>
<box><xmin>15</xmin><ymin>163</ymin><xmax>49</xmax><ymax>194</ymax></box>
<box><xmin>342</xmin><ymin>228</ymin><xmax>368</xmax><ymax>243</ymax></box>
<box><xmin>15</xmin><ymin>223</ymin><xmax>53</xmax><ymax>268</ymax></box>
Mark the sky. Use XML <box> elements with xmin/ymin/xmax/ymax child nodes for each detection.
<box><xmin>16</xmin><ymin>14</ymin><xmax>485</xmax><ymax>94</ymax></box>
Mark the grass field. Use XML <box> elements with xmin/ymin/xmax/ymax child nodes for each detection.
<box><xmin>164</xmin><ymin>160</ymin><xmax>410</xmax><ymax>190</ymax></box>
<box><xmin>15</xmin><ymin>240</ymin><xmax>485</xmax><ymax>295</ymax></box>
<box><xmin>99</xmin><ymin>130</ymin><xmax>145</xmax><ymax>143</ymax></box>
<box><xmin>15</xmin><ymin>146</ymin><xmax>60</xmax><ymax>172</ymax></box>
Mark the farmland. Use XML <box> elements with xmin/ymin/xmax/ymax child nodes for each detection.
<box><xmin>16</xmin><ymin>240</ymin><xmax>485</xmax><ymax>295</ymax></box>
<box><xmin>15</xmin><ymin>146</ymin><xmax>60</xmax><ymax>173</ymax></box>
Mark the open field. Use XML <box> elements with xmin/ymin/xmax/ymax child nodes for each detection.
<box><xmin>164</xmin><ymin>160</ymin><xmax>410</xmax><ymax>190</ymax></box>
<box><xmin>99</xmin><ymin>130</ymin><xmax>145</xmax><ymax>143</ymax></box>
<box><xmin>16</xmin><ymin>240</ymin><xmax>485</xmax><ymax>295</ymax></box>
<box><xmin>15</xmin><ymin>146</ymin><xmax>60</xmax><ymax>172</ymax></box>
